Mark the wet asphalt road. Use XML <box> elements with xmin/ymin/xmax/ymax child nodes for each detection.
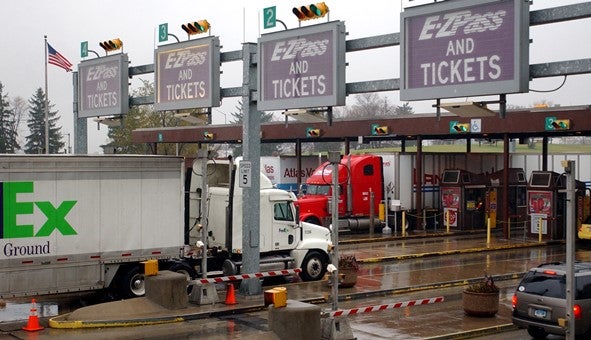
<box><xmin>2</xmin><ymin>232</ymin><xmax>587</xmax><ymax>339</ymax></box>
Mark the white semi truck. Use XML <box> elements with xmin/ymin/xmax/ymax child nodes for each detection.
<box><xmin>189</xmin><ymin>156</ymin><xmax>331</xmax><ymax>282</ymax></box>
<box><xmin>0</xmin><ymin>155</ymin><xmax>331</xmax><ymax>299</ymax></box>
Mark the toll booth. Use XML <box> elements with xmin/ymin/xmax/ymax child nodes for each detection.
<box><xmin>441</xmin><ymin>169</ymin><xmax>489</xmax><ymax>229</ymax></box>
<box><xmin>527</xmin><ymin>171</ymin><xmax>586</xmax><ymax>240</ymax></box>
<box><xmin>487</xmin><ymin>168</ymin><xmax>528</xmax><ymax>229</ymax></box>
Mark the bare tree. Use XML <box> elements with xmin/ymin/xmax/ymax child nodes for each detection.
<box><xmin>11</xmin><ymin>96</ymin><xmax>27</xmax><ymax>148</ymax></box>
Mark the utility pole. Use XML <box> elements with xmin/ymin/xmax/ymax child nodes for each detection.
<box><xmin>563</xmin><ymin>160</ymin><xmax>575</xmax><ymax>340</ymax></box>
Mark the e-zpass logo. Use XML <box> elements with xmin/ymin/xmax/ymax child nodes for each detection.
<box><xmin>1</xmin><ymin>182</ymin><xmax>77</xmax><ymax>239</ymax></box>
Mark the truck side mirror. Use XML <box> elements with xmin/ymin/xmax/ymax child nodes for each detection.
<box><xmin>295</xmin><ymin>205</ymin><xmax>301</xmax><ymax>223</ymax></box>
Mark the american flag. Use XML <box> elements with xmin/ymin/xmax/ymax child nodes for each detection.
<box><xmin>47</xmin><ymin>43</ymin><xmax>72</xmax><ymax>72</ymax></box>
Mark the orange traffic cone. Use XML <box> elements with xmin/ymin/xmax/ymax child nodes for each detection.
<box><xmin>22</xmin><ymin>299</ymin><xmax>45</xmax><ymax>332</ymax></box>
<box><xmin>225</xmin><ymin>283</ymin><xmax>237</xmax><ymax>305</ymax></box>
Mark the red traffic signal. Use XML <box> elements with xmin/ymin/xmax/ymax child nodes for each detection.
<box><xmin>371</xmin><ymin>124</ymin><xmax>388</xmax><ymax>135</ymax></box>
<box><xmin>306</xmin><ymin>127</ymin><xmax>321</xmax><ymax>138</ymax></box>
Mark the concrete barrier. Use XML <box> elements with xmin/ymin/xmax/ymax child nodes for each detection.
<box><xmin>145</xmin><ymin>270</ymin><xmax>188</xmax><ymax>310</ymax></box>
<box><xmin>268</xmin><ymin>299</ymin><xmax>321</xmax><ymax>340</ymax></box>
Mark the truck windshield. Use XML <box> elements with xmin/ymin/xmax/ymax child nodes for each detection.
<box><xmin>306</xmin><ymin>184</ymin><xmax>331</xmax><ymax>195</ymax></box>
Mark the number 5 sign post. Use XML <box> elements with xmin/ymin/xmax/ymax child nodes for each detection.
<box><xmin>239</xmin><ymin>161</ymin><xmax>252</xmax><ymax>188</ymax></box>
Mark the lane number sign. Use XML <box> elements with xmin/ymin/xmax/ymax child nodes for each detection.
<box><xmin>263</xmin><ymin>6</ymin><xmax>276</xmax><ymax>29</ymax></box>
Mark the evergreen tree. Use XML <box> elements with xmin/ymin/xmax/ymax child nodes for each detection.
<box><xmin>0</xmin><ymin>82</ymin><xmax>20</xmax><ymax>153</ymax></box>
<box><xmin>395</xmin><ymin>102</ymin><xmax>414</xmax><ymax>115</ymax></box>
<box><xmin>24</xmin><ymin>88</ymin><xmax>64</xmax><ymax>154</ymax></box>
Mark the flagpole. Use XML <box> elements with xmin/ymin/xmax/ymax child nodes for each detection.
<box><xmin>44</xmin><ymin>35</ymin><xmax>49</xmax><ymax>154</ymax></box>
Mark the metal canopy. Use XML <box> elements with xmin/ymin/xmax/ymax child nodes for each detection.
<box><xmin>132</xmin><ymin>105</ymin><xmax>591</xmax><ymax>144</ymax></box>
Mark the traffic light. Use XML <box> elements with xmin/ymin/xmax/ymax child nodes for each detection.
<box><xmin>449</xmin><ymin>121</ymin><xmax>470</xmax><ymax>133</ymax></box>
<box><xmin>545</xmin><ymin>117</ymin><xmax>571</xmax><ymax>130</ymax></box>
<box><xmin>99</xmin><ymin>38</ymin><xmax>123</xmax><ymax>52</ymax></box>
<box><xmin>306</xmin><ymin>127</ymin><xmax>321</xmax><ymax>138</ymax></box>
<box><xmin>371</xmin><ymin>124</ymin><xmax>388</xmax><ymax>135</ymax></box>
<box><xmin>203</xmin><ymin>131</ymin><xmax>214</xmax><ymax>140</ymax></box>
<box><xmin>293</xmin><ymin>2</ymin><xmax>329</xmax><ymax>21</ymax></box>
<box><xmin>181</xmin><ymin>20</ymin><xmax>210</xmax><ymax>35</ymax></box>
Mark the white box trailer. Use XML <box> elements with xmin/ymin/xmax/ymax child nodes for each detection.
<box><xmin>0</xmin><ymin>155</ymin><xmax>185</xmax><ymax>298</ymax></box>
<box><xmin>260</xmin><ymin>155</ymin><xmax>325</xmax><ymax>194</ymax></box>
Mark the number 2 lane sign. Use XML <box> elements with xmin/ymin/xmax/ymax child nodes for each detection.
<box><xmin>263</xmin><ymin>6</ymin><xmax>276</xmax><ymax>29</ymax></box>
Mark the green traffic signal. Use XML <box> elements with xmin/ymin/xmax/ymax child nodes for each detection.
<box><xmin>293</xmin><ymin>2</ymin><xmax>329</xmax><ymax>21</ymax></box>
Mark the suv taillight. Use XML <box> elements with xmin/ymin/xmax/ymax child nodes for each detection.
<box><xmin>512</xmin><ymin>294</ymin><xmax>517</xmax><ymax>309</ymax></box>
<box><xmin>574</xmin><ymin>304</ymin><xmax>582</xmax><ymax>320</ymax></box>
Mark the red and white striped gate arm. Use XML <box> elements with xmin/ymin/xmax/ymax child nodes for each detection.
<box><xmin>324</xmin><ymin>296</ymin><xmax>445</xmax><ymax>318</ymax></box>
<box><xmin>191</xmin><ymin>268</ymin><xmax>301</xmax><ymax>285</ymax></box>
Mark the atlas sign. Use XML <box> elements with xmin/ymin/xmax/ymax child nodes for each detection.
<box><xmin>78</xmin><ymin>54</ymin><xmax>129</xmax><ymax>118</ymax></box>
<box><xmin>400</xmin><ymin>0</ymin><xmax>529</xmax><ymax>101</ymax></box>
<box><xmin>258</xmin><ymin>21</ymin><xmax>346</xmax><ymax>111</ymax></box>
<box><xmin>154</xmin><ymin>36</ymin><xmax>221</xmax><ymax>111</ymax></box>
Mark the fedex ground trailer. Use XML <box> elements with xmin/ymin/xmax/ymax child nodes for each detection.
<box><xmin>0</xmin><ymin>155</ymin><xmax>185</xmax><ymax>298</ymax></box>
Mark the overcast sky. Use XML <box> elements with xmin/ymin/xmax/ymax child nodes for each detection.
<box><xmin>1</xmin><ymin>0</ymin><xmax>589</xmax><ymax>153</ymax></box>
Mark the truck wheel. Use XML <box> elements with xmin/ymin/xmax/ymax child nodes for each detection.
<box><xmin>119</xmin><ymin>266</ymin><xmax>145</xmax><ymax>298</ymax></box>
<box><xmin>169</xmin><ymin>262</ymin><xmax>197</xmax><ymax>295</ymax></box>
<box><xmin>300</xmin><ymin>250</ymin><xmax>327</xmax><ymax>281</ymax></box>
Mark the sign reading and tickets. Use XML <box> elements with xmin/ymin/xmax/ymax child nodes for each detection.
<box><xmin>154</xmin><ymin>36</ymin><xmax>221</xmax><ymax>111</ymax></box>
<box><xmin>78</xmin><ymin>54</ymin><xmax>129</xmax><ymax>118</ymax></box>
<box><xmin>400</xmin><ymin>0</ymin><xmax>529</xmax><ymax>101</ymax></box>
<box><xmin>258</xmin><ymin>21</ymin><xmax>346</xmax><ymax>111</ymax></box>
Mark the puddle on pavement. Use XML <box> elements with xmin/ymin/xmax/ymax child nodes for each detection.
<box><xmin>0</xmin><ymin>301</ymin><xmax>59</xmax><ymax>323</ymax></box>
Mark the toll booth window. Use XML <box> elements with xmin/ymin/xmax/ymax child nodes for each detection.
<box><xmin>442</xmin><ymin>171</ymin><xmax>459</xmax><ymax>184</ymax></box>
<box><xmin>530</xmin><ymin>173</ymin><xmax>551</xmax><ymax>187</ymax></box>
<box><xmin>462</xmin><ymin>173</ymin><xmax>471</xmax><ymax>184</ymax></box>
<box><xmin>465</xmin><ymin>189</ymin><xmax>484</xmax><ymax>211</ymax></box>
<box><xmin>509</xmin><ymin>187</ymin><xmax>527</xmax><ymax>214</ymax></box>
<box><xmin>363</xmin><ymin>164</ymin><xmax>374</xmax><ymax>176</ymax></box>
<box><xmin>274</xmin><ymin>201</ymin><xmax>294</xmax><ymax>222</ymax></box>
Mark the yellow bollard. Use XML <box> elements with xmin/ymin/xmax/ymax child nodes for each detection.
<box><xmin>538</xmin><ymin>217</ymin><xmax>543</xmax><ymax>243</ymax></box>
<box><xmin>507</xmin><ymin>217</ymin><xmax>511</xmax><ymax>240</ymax></box>
<box><xmin>402</xmin><ymin>211</ymin><xmax>406</xmax><ymax>237</ymax></box>
<box><xmin>487</xmin><ymin>217</ymin><xmax>491</xmax><ymax>246</ymax></box>
<box><xmin>445</xmin><ymin>210</ymin><xmax>450</xmax><ymax>234</ymax></box>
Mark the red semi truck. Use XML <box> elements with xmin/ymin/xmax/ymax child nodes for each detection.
<box><xmin>296</xmin><ymin>154</ymin><xmax>385</xmax><ymax>231</ymax></box>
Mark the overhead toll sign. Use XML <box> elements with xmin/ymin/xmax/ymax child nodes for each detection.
<box><xmin>78</xmin><ymin>54</ymin><xmax>129</xmax><ymax>118</ymax></box>
<box><xmin>154</xmin><ymin>36</ymin><xmax>221</xmax><ymax>111</ymax></box>
<box><xmin>257</xmin><ymin>21</ymin><xmax>346</xmax><ymax>111</ymax></box>
<box><xmin>400</xmin><ymin>0</ymin><xmax>529</xmax><ymax>101</ymax></box>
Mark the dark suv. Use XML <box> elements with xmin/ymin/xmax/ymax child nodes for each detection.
<box><xmin>512</xmin><ymin>262</ymin><xmax>591</xmax><ymax>339</ymax></box>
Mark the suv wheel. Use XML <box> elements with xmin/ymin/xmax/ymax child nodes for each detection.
<box><xmin>527</xmin><ymin>326</ymin><xmax>548</xmax><ymax>340</ymax></box>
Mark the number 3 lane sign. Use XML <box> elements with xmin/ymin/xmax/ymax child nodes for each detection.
<box><xmin>239</xmin><ymin>161</ymin><xmax>252</xmax><ymax>188</ymax></box>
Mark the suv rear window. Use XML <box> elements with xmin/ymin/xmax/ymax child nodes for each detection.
<box><xmin>577</xmin><ymin>275</ymin><xmax>591</xmax><ymax>299</ymax></box>
<box><xmin>520</xmin><ymin>272</ymin><xmax>565</xmax><ymax>298</ymax></box>
<box><xmin>520</xmin><ymin>270</ymin><xmax>591</xmax><ymax>299</ymax></box>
